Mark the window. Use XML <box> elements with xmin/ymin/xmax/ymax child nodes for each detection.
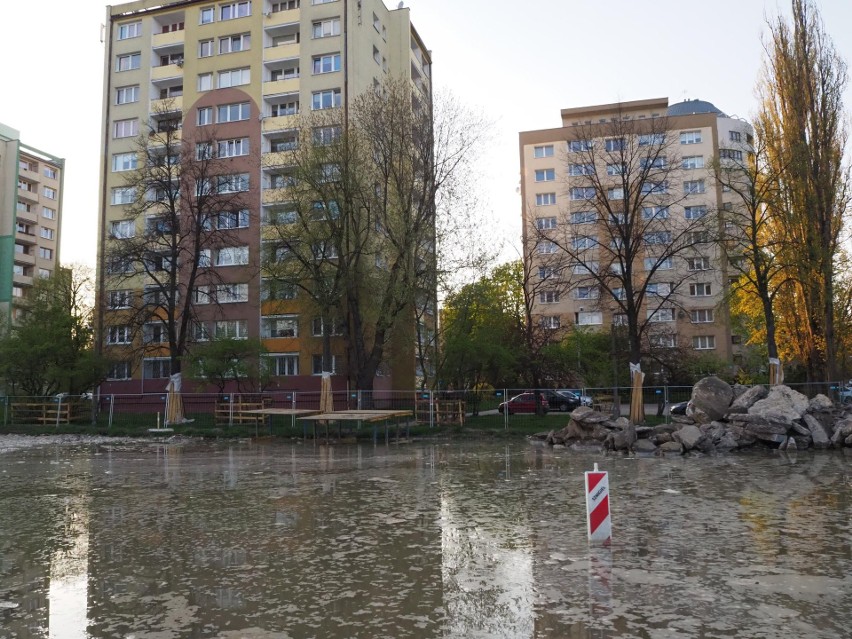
<box><xmin>680</xmin><ymin>131</ymin><xmax>702</xmax><ymax>145</ymax></box>
<box><xmin>571</xmin><ymin>186</ymin><xmax>595</xmax><ymax>200</ymax></box>
<box><xmin>313</xmin><ymin>126</ymin><xmax>340</xmax><ymax>146</ymax></box>
<box><xmin>217</xmin><ymin>102</ymin><xmax>250</xmax><ymax>122</ymax></box>
<box><xmin>607</xmin><ymin>187</ymin><xmax>624</xmax><ymax>200</ymax></box>
<box><xmin>194</xmin><ymin>322</ymin><xmax>211</xmax><ymax>342</ymax></box>
<box><xmin>197</xmin><ymin>107</ymin><xmax>213</xmax><ymax>126</ymax></box>
<box><xmin>42</xmin><ymin>206</ymin><xmax>57</xmax><ymax>219</ymax></box>
<box><xmin>606</xmin><ymin>163</ymin><xmax>625</xmax><ymax>176</ymax></box>
<box><xmin>218</xmin><ymin>67</ymin><xmax>250</xmax><ymax>87</ymax></box>
<box><xmin>311</xmin><ymin>89</ymin><xmax>341</xmax><ymax>110</ymax></box>
<box><xmin>312</xmin><ymin>0</ymin><xmax>338</xmax><ymax>4</ymax></box>
<box><xmin>216</xmin><ymin>173</ymin><xmax>250</xmax><ymax>192</ymax></box>
<box><xmin>690</xmin><ymin>282</ymin><xmax>712</xmax><ymax>297</ymax></box>
<box><xmin>535</xmin><ymin>169</ymin><xmax>556</xmax><ymax>182</ymax></box>
<box><xmin>641</xmin><ymin>181</ymin><xmax>668</xmax><ymax>195</ymax></box>
<box><xmin>574</xmin><ymin>286</ymin><xmax>599</xmax><ymax>300</ymax></box>
<box><xmin>539</xmin><ymin>291</ymin><xmax>559</xmax><ymax>304</ymax></box>
<box><xmin>112</xmin><ymin>153</ymin><xmax>137</xmax><ymax>172</ymax></box>
<box><xmin>612</xmin><ymin>313</ymin><xmax>628</xmax><ymax>326</ymax></box>
<box><xmin>143</xmin><ymin>323</ymin><xmax>168</xmax><ymax>344</ymax></box>
<box><xmin>199</xmin><ymin>39</ymin><xmax>214</xmax><ymax>57</ymax></box>
<box><xmin>568</xmin><ymin>163</ymin><xmax>594</xmax><ymax>176</ymax></box>
<box><xmin>719</xmin><ymin>149</ymin><xmax>744</xmax><ymax>161</ymax></box>
<box><xmin>313</xmin><ymin>18</ymin><xmax>340</xmax><ymax>38</ymax></box>
<box><xmin>216</xmin><ymin>246</ymin><xmax>249</xmax><ymax>266</ymax></box>
<box><xmin>116</xmin><ymin>53</ymin><xmax>141</xmax><ymax>71</ymax></box>
<box><xmin>540</xmin><ymin>316</ymin><xmax>561</xmax><ymax>329</ymax></box>
<box><xmin>220</xmin><ymin>1</ymin><xmax>251</xmax><ymax>20</ymax></box>
<box><xmin>538</xmin><ymin>266</ymin><xmax>557</xmax><ymax>280</ymax></box>
<box><xmin>684</xmin><ymin>205</ymin><xmax>707</xmax><ymax>220</ymax></box>
<box><xmin>646</xmin><ymin>282</ymin><xmax>671</xmax><ymax>297</ymax></box>
<box><xmin>534</xmin><ymin>145</ymin><xmax>554</xmax><ymax>158</ymax></box>
<box><xmin>215</xmin><ymin>320</ymin><xmax>249</xmax><ymax>339</ymax></box>
<box><xmin>312</xmin><ymin>355</ymin><xmax>337</xmax><ymax>375</ymax></box>
<box><xmin>118</xmin><ymin>22</ymin><xmax>141</xmax><ymax>40</ymax></box>
<box><xmin>642</xmin><ymin>206</ymin><xmax>668</xmax><ymax>220</ymax></box>
<box><xmin>687</xmin><ymin>257</ymin><xmax>711</xmax><ymax>271</ymax></box>
<box><xmin>729</xmin><ymin>131</ymin><xmax>742</xmax><ymax>142</ymax></box>
<box><xmin>197</xmin><ymin>73</ymin><xmax>213</xmax><ymax>91</ymax></box>
<box><xmin>682</xmin><ymin>155</ymin><xmax>704</xmax><ymax>169</ymax></box>
<box><xmin>261</xmin><ymin>279</ymin><xmax>297</xmax><ymax>301</ymax></box>
<box><xmin>605</xmin><ymin>138</ymin><xmax>624</xmax><ymax>152</ymax></box>
<box><xmin>217</xmin><ymin>210</ymin><xmax>249</xmax><ymax>229</ymax></box>
<box><xmin>645</xmin><ymin>256</ymin><xmax>673</xmax><ymax>270</ymax></box>
<box><xmin>689</xmin><ymin>230</ymin><xmax>710</xmax><ymax>244</ymax></box>
<box><xmin>693</xmin><ymin>335</ymin><xmax>716</xmax><ymax>350</ymax></box>
<box><xmin>572</xmin><ymin>235</ymin><xmax>597</xmax><ymax>249</ymax></box>
<box><xmin>535</xmin><ymin>217</ymin><xmax>557</xmax><ymax>230</ymax></box>
<box><xmin>683</xmin><ymin>180</ymin><xmax>705</xmax><ymax>195</ymax></box>
<box><xmin>577</xmin><ymin>311</ymin><xmax>603</xmax><ymax>325</ymax></box>
<box><xmin>108</xmin><ymin>290</ymin><xmax>133</xmax><ymax>309</ymax></box>
<box><xmin>17</xmin><ymin>201</ymin><xmax>31</xmax><ymax>213</ymax></box>
<box><xmin>640</xmin><ymin>157</ymin><xmax>667</xmax><ymax>170</ymax></box>
<box><xmin>262</xmin><ymin>315</ymin><xmax>298</xmax><ymax>338</ymax></box>
<box><xmin>116</xmin><ymin>85</ymin><xmax>139</xmax><ymax>105</ymax></box>
<box><xmin>113</xmin><ymin>119</ymin><xmax>138</xmax><ymax>139</ymax></box>
<box><xmin>650</xmin><ymin>333</ymin><xmax>677</xmax><ymax>348</ymax></box>
<box><xmin>313</xmin><ymin>53</ymin><xmax>341</xmax><ymax>74</ymax></box>
<box><xmin>572</xmin><ymin>261</ymin><xmax>598</xmax><ymax>275</ymax></box>
<box><xmin>611</xmin><ymin>287</ymin><xmax>626</xmax><ymax>300</ymax></box>
<box><xmin>219</xmin><ymin>33</ymin><xmax>251</xmax><ymax>53</ymax></box>
<box><xmin>107</xmin><ymin>361</ymin><xmax>132</xmax><ymax>380</ymax></box>
<box><xmin>12</xmin><ymin>286</ymin><xmax>24</xmax><ymax>299</ymax></box>
<box><xmin>571</xmin><ymin>211</ymin><xmax>597</xmax><ymax>224</ymax></box>
<box><xmin>536</xmin><ymin>193</ymin><xmax>556</xmax><ymax>206</ymax></box>
<box><xmin>216</xmin><ymin>283</ymin><xmax>249</xmax><ymax>303</ymax></box>
<box><xmin>200</xmin><ymin>6</ymin><xmax>215</xmax><ymax>23</ymax></box>
<box><xmin>311</xmin><ymin>317</ymin><xmax>342</xmax><ymax>336</ymax></box>
<box><xmin>143</xmin><ymin>358</ymin><xmax>172</xmax><ymax>379</ymax></box>
<box><xmin>569</xmin><ymin>139</ymin><xmax>593</xmax><ymax>152</ymax></box>
<box><xmin>193</xmin><ymin>286</ymin><xmax>211</xmax><ymax>304</ymax></box>
<box><xmin>271</xmin><ymin>101</ymin><xmax>299</xmax><ymax>117</ymax></box>
<box><xmin>269</xmin><ymin>353</ymin><xmax>299</xmax><ymax>376</ymax></box>
<box><xmin>647</xmin><ymin>307</ymin><xmax>674</xmax><ymax>322</ymax></box>
<box><xmin>107</xmin><ymin>325</ymin><xmax>132</xmax><ymax>345</ymax></box>
<box><xmin>273</xmin><ymin>0</ymin><xmax>300</xmax><ymax>10</ymax></box>
<box><xmin>40</xmin><ymin>228</ymin><xmax>55</xmax><ymax>240</ymax></box>
<box><xmin>638</xmin><ymin>133</ymin><xmax>665</xmax><ymax>146</ymax></box>
<box><xmin>218</xmin><ymin>137</ymin><xmax>249</xmax><ymax>157</ymax></box>
<box><xmin>691</xmin><ymin>309</ymin><xmax>714</xmax><ymax>323</ymax></box>
<box><xmin>19</xmin><ymin>159</ymin><xmax>36</xmax><ymax>172</ymax></box>
<box><xmin>39</xmin><ymin>188</ymin><xmax>56</xmax><ymax>202</ymax></box>
<box><xmin>536</xmin><ymin>240</ymin><xmax>556</xmax><ymax>254</ymax></box>
<box><xmin>44</xmin><ymin>166</ymin><xmax>58</xmax><ymax>180</ymax></box>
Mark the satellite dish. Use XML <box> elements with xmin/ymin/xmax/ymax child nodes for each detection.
<box><xmin>398</xmin><ymin>1</ymin><xmax>404</xmax><ymax>7</ymax></box>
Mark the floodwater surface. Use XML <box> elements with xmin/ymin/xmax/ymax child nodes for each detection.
<box><xmin>0</xmin><ymin>440</ymin><xmax>850</xmax><ymax>638</ymax></box>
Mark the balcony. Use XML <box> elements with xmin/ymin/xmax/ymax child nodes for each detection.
<box><xmin>14</xmin><ymin>252</ymin><xmax>35</xmax><ymax>266</ymax></box>
<box><xmin>262</xmin><ymin>115</ymin><xmax>297</xmax><ymax>133</ymax></box>
<box><xmin>265</xmin><ymin>8</ymin><xmax>300</xmax><ymax>27</ymax></box>
<box><xmin>150</xmin><ymin>96</ymin><xmax>183</xmax><ymax>116</ymax></box>
<box><xmin>152</xmin><ymin>63</ymin><xmax>184</xmax><ymax>82</ymax></box>
<box><xmin>262</xmin><ymin>188</ymin><xmax>291</xmax><ymax>205</ymax></box>
<box><xmin>152</xmin><ymin>30</ymin><xmax>185</xmax><ymax>49</ymax></box>
<box><xmin>264</xmin><ymin>42</ymin><xmax>299</xmax><ymax>62</ymax></box>
<box><xmin>12</xmin><ymin>273</ymin><xmax>34</xmax><ymax>287</ymax></box>
<box><xmin>18</xmin><ymin>187</ymin><xmax>39</xmax><ymax>203</ymax></box>
<box><xmin>15</xmin><ymin>230</ymin><xmax>38</xmax><ymax>245</ymax></box>
<box><xmin>19</xmin><ymin>166</ymin><xmax>40</xmax><ymax>183</ymax></box>
<box><xmin>263</xmin><ymin>77</ymin><xmax>299</xmax><ymax>96</ymax></box>
<box><xmin>262</xmin><ymin>151</ymin><xmax>290</xmax><ymax>168</ymax></box>
<box><xmin>15</xmin><ymin>207</ymin><xmax>37</xmax><ymax>224</ymax></box>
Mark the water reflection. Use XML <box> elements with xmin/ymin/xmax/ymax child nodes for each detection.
<box><xmin>0</xmin><ymin>442</ymin><xmax>850</xmax><ymax>637</ymax></box>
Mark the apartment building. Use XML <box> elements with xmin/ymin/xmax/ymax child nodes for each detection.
<box><xmin>96</xmin><ymin>0</ymin><xmax>432</xmax><ymax>393</ymax></box>
<box><xmin>519</xmin><ymin>98</ymin><xmax>753</xmax><ymax>374</ymax></box>
<box><xmin>0</xmin><ymin>123</ymin><xmax>64</xmax><ymax>324</ymax></box>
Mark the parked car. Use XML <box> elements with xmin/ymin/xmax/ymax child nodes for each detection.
<box><xmin>498</xmin><ymin>392</ymin><xmax>550</xmax><ymax>415</ymax></box>
<box><xmin>564</xmin><ymin>389</ymin><xmax>594</xmax><ymax>407</ymax></box>
<box><xmin>547</xmin><ymin>390</ymin><xmax>582</xmax><ymax>412</ymax></box>
<box><xmin>669</xmin><ymin>400</ymin><xmax>689</xmax><ymax>415</ymax></box>
<box><xmin>838</xmin><ymin>385</ymin><xmax>852</xmax><ymax>404</ymax></box>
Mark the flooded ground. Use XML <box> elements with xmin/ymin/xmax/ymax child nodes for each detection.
<box><xmin>0</xmin><ymin>438</ymin><xmax>850</xmax><ymax>638</ymax></box>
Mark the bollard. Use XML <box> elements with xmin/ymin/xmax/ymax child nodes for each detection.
<box><xmin>585</xmin><ymin>463</ymin><xmax>611</xmax><ymax>543</ymax></box>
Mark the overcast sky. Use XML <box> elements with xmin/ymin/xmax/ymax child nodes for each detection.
<box><xmin>4</xmin><ymin>0</ymin><xmax>851</xmax><ymax>269</ymax></box>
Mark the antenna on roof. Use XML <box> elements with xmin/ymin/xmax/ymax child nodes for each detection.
<box><xmin>398</xmin><ymin>1</ymin><xmax>404</xmax><ymax>8</ymax></box>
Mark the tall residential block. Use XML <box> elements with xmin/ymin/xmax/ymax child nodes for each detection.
<box><xmin>519</xmin><ymin>98</ymin><xmax>753</xmax><ymax>378</ymax></box>
<box><xmin>96</xmin><ymin>0</ymin><xmax>432</xmax><ymax>393</ymax></box>
<box><xmin>0</xmin><ymin>123</ymin><xmax>64</xmax><ymax>323</ymax></box>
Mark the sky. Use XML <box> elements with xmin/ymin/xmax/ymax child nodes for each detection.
<box><xmin>4</xmin><ymin>0</ymin><xmax>852</xmax><ymax>269</ymax></box>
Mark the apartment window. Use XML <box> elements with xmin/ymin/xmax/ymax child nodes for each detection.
<box><xmin>650</xmin><ymin>333</ymin><xmax>677</xmax><ymax>348</ymax></box>
<box><xmin>575</xmin><ymin>286</ymin><xmax>599</xmax><ymax>300</ymax></box>
<box><xmin>573</xmin><ymin>262</ymin><xmax>598</xmax><ymax>276</ymax></box>
<box><xmin>216</xmin><ymin>173</ymin><xmax>250</xmax><ymax>192</ymax></box>
<box><xmin>143</xmin><ymin>358</ymin><xmax>172</xmax><ymax>379</ymax></box>
<box><xmin>219</xmin><ymin>33</ymin><xmax>251</xmax><ymax>54</ymax></box>
<box><xmin>729</xmin><ymin>131</ymin><xmax>742</xmax><ymax>142</ymax></box>
<box><xmin>536</xmin><ymin>193</ymin><xmax>557</xmax><ymax>206</ymax></box>
<box><xmin>116</xmin><ymin>53</ymin><xmax>141</xmax><ymax>72</ymax></box>
<box><xmin>43</xmin><ymin>187</ymin><xmax>57</xmax><ymax>199</ymax></box>
<box><xmin>273</xmin><ymin>0</ymin><xmax>300</xmax><ymax>10</ymax></box>
<box><xmin>693</xmin><ymin>335</ymin><xmax>716</xmax><ymax>350</ymax></box>
<box><xmin>42</xmin><ymin>206</ymin><xmax>57</xmax><ymax>219</ymax></box>
<box><xmin>40</xmin><ymin>228</ymin><xmax>55</xmax><ymax>240</ymax></box>
<box><xmin>612</xmin><ymin>313</ymin><xmax>628</xmax><ymax>326</ymax></box>
<box><xmin>215</xmin><ymin>320</ymin><xmax>249</xmax><ymax>339</ymax></box>
<box><xmin>642</xmin><ymin>206</ymin><xmax>668</xmax><ymax>220</ymax></box>
<box><xmin>647</xmin><ymin>282</ymin><xmax>671</xmax><ymax>297</ymax></box>
<box><xmin>217</xmin><ymin>209</ymin><xmax>249</xmax><ymax>229</ymax></box>
<box><xmin>112</xmin><ymin>152</ymin><xmax>137</xmax><ymax>172</ymax></box>
<box><xmin>261</xmin><ymin>279</ymin><xmax>297</xmax><ymax>301</ymax></box>
<box><xmin>12</xmin><ymin>286</ymin><xmax>24</xmax><ymax>299</ymax></box>
<box><xmin>606</xmin><ymin>163</ymin><xmax>625</xmax><ymax>176</ymax></box>
<box><xmin>143</xmin><ymin>323</ymin><xmax>168</xmax><ymax>345</ymax></box>
<box><xmin>568</xmin><ymin>163</ymin><xmax>594</xmax><ymax>176</ymax></box>
<box><xmin>684</xmin><ymin>180</ymin><xmax>705</xmax><ymax>195</ymax></box>
<box><xmin>16</xmin><ymin>202</ymin><xmax>31</xmax><ymax>213</ymax></box>
<box><xmin>682</xmin><ymin>155</ymin><xmax>704</xmax><ymax>169</ymax></box>
<box><xmin>535</xmin><ymin>217</ymin><xmax>557</xmax><ymax>230</ymax></box>
<box><xmin>719</xmin><ymin>149</ymin><xmax>744</xmax><ymax>161</ymax></box>
<box><xmin>689</xmin><ymin>230</ymin><xmax>711</xmax><ymax>244</ymax></box>
<box><xmin>107</xmin><ymin>325</ymin><xmax>132</xmax><ymax>345</ymax></box>
<box><xmin>271</xmin><ymin>101</ymin><xmax>299</xmax><ymax>116</ymax></box>
<box><xmin>641</xmin><ymin>181</ymin><xmax>668</xmax><ymax>195</ymax></box>
<box><xmin>269</xmin><ymin>353</ymin><xmax>299</xmax><ymax>376</ymax></box>
<box><xmin>691</xmin><ymin>309</ymin><xmax>714</xmax><ymax>323</ymax></box>
<box><xmin>218</xmin><ymin>67</ymin><xmax>250</xmax><ymax>88</ymax></box>
<box><xmin>690</xmin><ymin>282</ymin><xmax>712</xmax><ymax>297</ymax></box>
<box><xmin>216</xmin><ymin>246</ymin><xmax>249</xmax><ymax>266</ymax></box>
<box><xmin>19</xmin><ymin>159</ymin><xmax>36</xmax><ymax>172</ymax></box>
<box><xmin>108</xmin><ymin>290</ymin><xmax>133</xmax><ymax>309</ymax></box>
<box><xmin>220</xmin><ymin>1</ymin><xmax>251</xmax><ymax>20</ymax></box>
<box><xmin>217</xmin><ymin>102</ymin><xmax>250</xmax><ymax>122</ymax></box>
<box><xmin>312</xmin><ymin>0</ymin><xmax>338</xmax><ymax>4</ymax></box>
<box><xmin>684</xmin><ymin>205</ymin><xmax>707</xmax><ymax>220</ymax></box>
<box><xmin>687</xmin><ymin>257</ymin><xmax>711</xmax><ymax>271</ymax></box>
<box><xmin>571</xmin><ymin>211</ymin><xmax>597</xmax><ymax>224</ymax></box>
<box><xmin>539</xmin><ymin>291</ymin><xmax>559</xmax><ymax>304</ymax></box>
<box><xmin>197</xmin><ymin>107</ymin><xmax>213</xmax><ymax>126</ymax></box>
<box><xmin>193</xmin><ymin>286</ymin><xmax>211</xmax><ymax>304</ymax></box>
<box><xmin>538</xmin><ymin>266</ymin><xmax>557</xmax><ymax>280</ymax></box>
<box><xmin>536</xmin><ymin>240</ymin><xmax>557</xmax><ymax>254</ymax></box>
<box><xmin>611</xmin><ymin>287</ymin><xmax>626</xmax><ymax>300</ymax></box>
<box><xmin>680</xmin><ymin>131</ymin><xmax>702</xmax><ymax>145</ymax></box>
<box><xmin>118</xmin><ymin>21</ymin><xmax>141</xmax><ymax>40</ymax></box>
<box><xmin>199</xmin><ymin>39</ymin><xmax>214</xmax><ymax>57</ymax></box>
<box><xmin>107</xmin><ymin>361</ymin><xmax>132</xmax><ymax>380</ymax></box>
<box><xmin>569</xmin><ymin>139</ymin><xmax>593</xmax><ymax>152</ymax></box>
<box><xmin>193</xmin><ymin>322</ymin><xmax>211</xmax><ymax>342</ymax></box>
<box><xmin>216</xmin><ymin>283</ymin><xmax>249</xmax><ymax>303</ymax></box>
<box><xmin>536</xmin><ymin>169</ymin><xmax>556</xmax><ymax>182</ymax></box>
<box><xmin>572</xmin><ymin>235</ymin><xmax>597</xmax><ymax>250</ymax></box>
<box><xmin>373</xmin><ymin>46</ymin><xmax>381</xmax><ymax>66</ymax></box>
<box><xmin>313</xmin><ymin>125</ymin><xmax>341</xmax><ymax>145</ymax></box>
<box><xmin>638</xmin><ymin>133</ymin><xmax>665</xmax><ymax>146</ymax></box>
<box><xmin>116</xmin><ymin>85</ymin><xmax>139</xmax><ymax>104</ymax></box>
<box><xmin>312</xmin><ymin>53</ymin><xmax>341</xmax><ymax>74</ymax></box>
<box><xmin>571</xmin><ymin>186</ymin><xmax>595</xmax><ymax>200</ymax></box>
<box><xmin>647</xmin><ymin>307</ymin><xmax>674</xmax><ymax>322</ymax></box>
<box><xmin>158</xmin><ymin>85</ymin><xmax>183</xmax><ymax>100</ymax></box>
<box><xmin>640</xmin><ymin>157</ymin><xmax>667</xmax><ymax>170</ymax></box>
<box><xmin>113</xmin><ymin>119</ymin><xmax>138</xmax><ymax>139</ymax></box>
<box><xmin>311</xmin><ymin>89</ymin><xmax>341</xmax><ymax>110</ymax></box>
<box><xmin>200</xmin><ymin>6</ymin><xmax>215</xmax><ymax>23</ymax></box>
<box><xmin>313</xmin><ymin>18</ymin><xmax>340</xmax><ymax>38</ymax></box>
<box><xmin>607</xmin><ymin>187</ymin><xmax>624</xmax><ymax>200</ymax></box>
<box><xmin>577</xmin><ymin>311</ymin><xmax>603</xmax><ymax>326</ymax></box>
<box><xmin>534</xmin><ymin>145</ymin><xmax>554</xmax><ymax>158</ymax></box>
<box><xmin>645</xmin><ymin>256</ymin><xmax>673</xmax><ymax>270</ymax></box>
<box><xmin>217</xmin><ymin>137</ymin><xmax>249</xmax><ymax>157</ymax></box>
<box><xmin>540</xmin><ymin>316</ymin><xmax>561</xmax><ymax>329</ymax></box>
<box><xmin>262</xmin><ymin>315</ymin><xmax>299</xmax><ymax>338</ymax></box>
<box><xmin>44</xmin><ymin>167</ymin><xmax>58</xmax><ymax>180</ymax></box>
<box><xmin>198</xmin><ymin>73</ymin><xmax>213</xmax><ymax>91</ymax></box>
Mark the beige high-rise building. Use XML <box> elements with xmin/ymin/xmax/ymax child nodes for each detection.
<box><xmin>96</xmin><ymin>0</ymin><xmax>432</xmax><ymax>393</ymax></box>
<box><xmin>519</xmin><ymin>98</ymin><xmax>753</xmax><ymax>379</ymax></box>
<box><xmin>0</xmin><ymin>123</ymin><xmax>64</xmax><ymax>323</ymax></box>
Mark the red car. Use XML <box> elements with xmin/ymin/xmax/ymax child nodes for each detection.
<box><xmin>498</xmin><ymin>392</ymin><xmax>550</xmax><ymax>415</ymax></box>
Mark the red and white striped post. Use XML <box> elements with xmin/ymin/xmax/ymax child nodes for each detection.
<box><xmin>585</xmin><ymin>463</ymin><xmax>611</xmax><ymax>543</ymax></box>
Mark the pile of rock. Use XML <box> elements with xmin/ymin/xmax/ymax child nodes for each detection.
<box><xmin>531</xmin><ymin>376</ymin><xmax>852</xmax><ymax>455</ymax></box>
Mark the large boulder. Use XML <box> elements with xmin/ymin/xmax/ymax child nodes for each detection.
<box><xmin>728</xmin><ymin>385</ymin><xmax>769</xmax><ymax>414</ymax></box>
<box><xmin>691</xmin><ymin>376</ymin><xmax>734</xmax><ymax>421</ymax></box>
<box><xmin>808</xmin><ymin>394</ymin><xmax>834</xmax><ymax>412</ymax></box>
<box><xmin>659</xmin><ymin>441</ymin><xmax>684</xmax><ymax>455</ymax></box>
<box><xmin>673</xmin><ymin>425</ymin><xmax>705</xmax><ymax>451</ymax></box>
<box><xmin>632</xmin><ymin>439</ymin><xmax>658</xmax><ymax>455</ymax></box>
<box><xmin>803</xmin><ymin>414</ymin><xmax>830</xmax><ymax>449</ymax></box>
<box><xmin>570</xmin><ymin>406</ymin><xmax>611</xmax><ymax>424</ymax></box>
<box><xmin>750</xmin><ymin>385</ymin><xmax>809</xmax><ymax>420</ymax></box>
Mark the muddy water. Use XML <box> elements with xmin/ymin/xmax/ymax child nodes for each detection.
<box><xmin>0</xmin><ymin>440</ymin><xmax>850</xmax><ymax>638</ymax></box>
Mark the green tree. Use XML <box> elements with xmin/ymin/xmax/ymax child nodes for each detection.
<box><xmin>186</xmin><ymin>337</ymin><xmax>269</xmax><ymax>394</ymax></box>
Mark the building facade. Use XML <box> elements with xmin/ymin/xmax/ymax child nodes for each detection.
<box><xmin>0</xmin><ymin>123</ymin><xmax>64</xmax><ymax>324</ymax></box>
<box><xmin>96</xmin><ymin>0</ymin><xmax>432</xmax><ymax>394</ymax></box>
<box><xmin>519</xmin><ymin>98</ymin><xmax>753</xmax><ymax>378</ymax></box>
